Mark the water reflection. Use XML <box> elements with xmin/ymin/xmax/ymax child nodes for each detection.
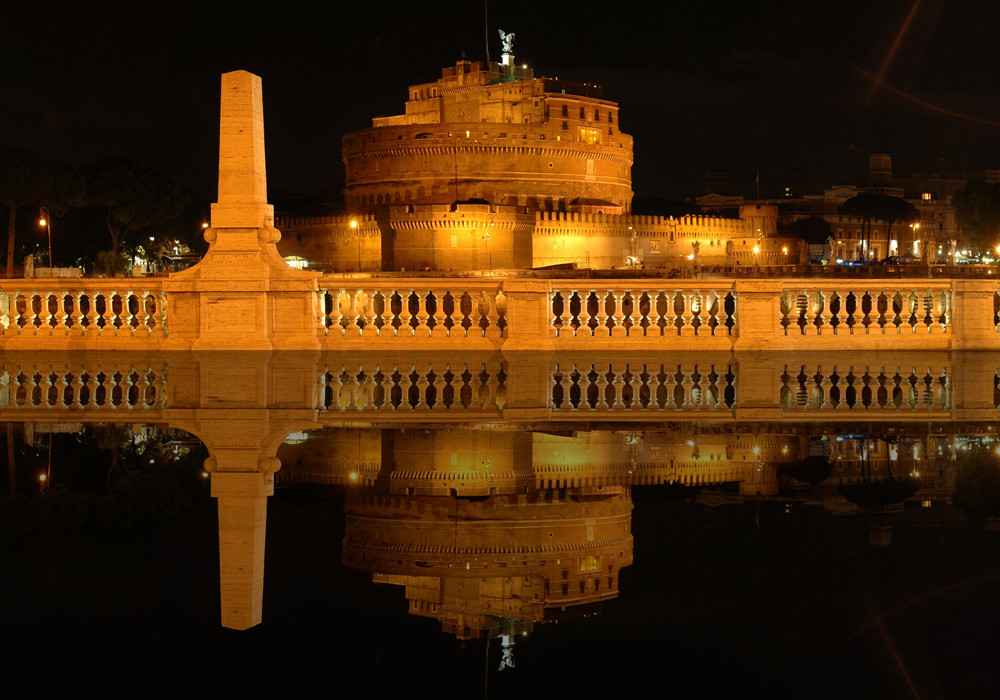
<box><xmin>3</xmin><ymin>351</ymin><xmax>1000</xmax><ymax>675</ymax></box>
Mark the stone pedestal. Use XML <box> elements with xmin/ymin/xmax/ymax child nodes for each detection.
<box><xmin>165</xmin><ymin>70</ymin><xmax>322</xmax><ymax>351</ymax></box>
<box><xmin>501</xmin><ymin>280</ymin><xmax>553</xmax><ymax>350</ymax></box>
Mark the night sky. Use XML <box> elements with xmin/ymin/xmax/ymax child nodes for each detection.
<box><xmin>4</xmin><ymin>1</ymin><xmax>1000</xmax><ymax>204</ymax></box>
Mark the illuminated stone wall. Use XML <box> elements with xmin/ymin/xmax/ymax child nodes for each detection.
<box><xmin>342</xmin><ymin>60</ymin><xmax>634</xmax><ymax>214</ymax></box>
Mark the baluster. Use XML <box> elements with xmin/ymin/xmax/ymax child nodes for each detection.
<box><xmin>441</xmin><ymin>291</ymin><xmax>456</xmax><ymax>337</ymax></box>
<box><xmin>611</xmin><ymin>290</ymin><xmax>627</xmax><ymax>338</ymax></box>
<box><xmin>329</xmin><ymin>289</ymin><xmax>345</xmax><ymax>336</ymax></box>
<box><xmin>51</xmin><ymin>368</ymin><xmax>69</xmax><ymax>410</ymax></box>
<box><xmin>375</xmin><ymin>364</ymin><xmax>390</xmax><ymax>410</ymax></box>
<box><xmin>594</xmin><ymin>290</ymin><xmax>610</xmax><ymax>337</ymax></box>
<box><xmin>431</xmin><ymin>363</ymin><xmax>447</xmax><ymax>409</ymax></box>
<box><xmin>626</xmin><ymin>291</ymin><xmax>641</xmax><ymax>337</ymax></box>
<box><xmin>690</xmin><ymin>291</ymin><xmax>704</xmax><ymax>337</ymax></box>
<box><xmin>413</xmin><ymin>362</ymin><xmax>430</xmax><ymax>409</ymax></box>
<box><xmin>86</xmin><ymin>368</ymin><xmax>101</xmax><ymax>408</ymax></box>
<box><xmin>483</xmin><ymin>290</ymin><xmax>501</xmax><ymax>338</ymax></box>
<box><xmin>51</xmin><ymin>291</ymin><xmax>69</xmax><ymax>332</ymax></box>
<box><xmin>679</xmin><ymin>292</ymin><xmax>695</xmax><ymax>337</ymax></box>
<box><xmin>680</xmin><ymin>367</ymin><xmax>695</xmax><ymax>408</ymax></box>
<box><xmin>551</xmin><ymin>291</ymin><xmax>562</xmax><ymax>337</ymax></box>
<box><xmin>359</xmin><ymin>364</ymin><xmax>376</xmax><ymax>410</ymax></box>
<box><xmin>360</xmin><ymin>290</ymin><xmax>377</xmax><ymax>337</ymax></box>
<box><xmin>344</xmin><ymin>290</ymin><xmax>359</xmax><ymax>336</ymax></box>
<box><xmin>344</xmin><ymin>365</ymin><xmax>360</xmax><ymax>410</ymax></box>
<box><xmin>36</xmin><ymin>370</ymin><xmax>54</xmax><ymax>408</ymax></box>
<box><xmin>611</xmin><ymin>361</ymin><xmax>626</xmax><ymax>408</ymax></box>
<box><xmin>124</xmin><ymin>290</ymin><xmax>138</xmax><ymax>334</ymax></box>
<box><xmin>702</xmin><ymin>365</ymin><xmax>717</xmax><ymax>410</ymax></box>
<box><xmin>327</xmin><ymin>365</ymin><xmax>344</xmax><ymax>411</ymax></box>
<box><xmin>595</xmin><ymin>363</ymin><xmax>610</xmax><ymax>410</ymax></box>
<box><xmin>398</xmin><ymin>363</ymin><xmax>414</xmax><ymax>410</ymax></box>
<box><xmin>549</xmin><ymin>363</ymin><xmax>561</xmax><ymax>408</ymax></box>
<box><xmin>23</xmin><ymin>370</ymin><xmax>39</xmax><ymax>408</ymax></box>
<box><xmin>121</xmin><ymin>366</ymin><xmax>135</xmax><ymax>409</ymax></box>
<box><xmin>696</xmin><ymin>365</ymin><xmax>710</xmax><ymax>409</ymax></box>
<box><xmin>412</xmin><ymin>290</ymin><xmax>430</xmax><ymax>337</ymax></box>
<box><xmin>134</xmin><ymin>368</ymin><xmax>151</xmax><ymax>410</ymax></box>
<box><xmin>71</xmin><ymin>368</ymin><xmax>86</xmax><ymax>409</ymax></box>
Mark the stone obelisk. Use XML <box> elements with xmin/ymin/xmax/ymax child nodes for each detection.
<box><xmin>165</xmin><ymin>70</ymin><xmax>320</xmax><ymax>351</ymax></box>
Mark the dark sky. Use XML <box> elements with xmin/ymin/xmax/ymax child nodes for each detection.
<box><xmin>4</xmin><ymin>0</ymin><xmax>1000</xmax><ymax>203</ymax></box>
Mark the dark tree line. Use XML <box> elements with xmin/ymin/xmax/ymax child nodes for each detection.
<box><xmin>0</xmin><ymin>149</ymin><xmax>193</xmax><ymax>276</ymax></box>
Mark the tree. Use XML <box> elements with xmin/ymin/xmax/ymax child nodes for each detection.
<box><xmin>838</xmin><ymin>193</ymin><xmax>919</xmax><ymax>259</ymax></box>
<box><xmin>0</xmin><ymin>149</ymin><xmax>84</xmax><ymax>276</ymax></box>
<box><xmin>84</xmin><ymin>158</ymin><xmax>190</xmax><ymax>256</ymax></box>
<box><xmin>952</xmin><ymin>179</ymin><xmax>1000</xmax><ymax>254</ymax></box>
<box><xmin>780</xmin><ymin>216</ymin><xmax>832</xmax><ymax>244</ymax></box>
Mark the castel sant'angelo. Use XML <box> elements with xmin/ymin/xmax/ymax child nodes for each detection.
<box><xmin>278</xmin><ymin>33</ymin><xmax>788</xmax><ymax>272</ymax></box>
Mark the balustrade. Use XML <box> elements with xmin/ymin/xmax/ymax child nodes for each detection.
<box><xmin>779</xmin><ymin>285</ymin><xmax>951</xmax><ymax>336</ymax></box>
<box><xmin>0</xmin><ymin>285</ymin><xmax>165</xmax><ymax>339</ymax></box>
<box><xmin>550</xmin><ymin>286</ymin><xmax>736</xmax><ymax>340</ymax></box>
<box><xmin>319</xmin><ymin>280</ymin><xmax>506</xmax><ymax>343</ymax></box>
<box><xmin>779</xmin><ymin>364</ymin><xmax>951</xmax><ymax>412</ymax></box>
<box><xmin>0</xmin><ymin>362</ymin><xmax>166</xmax><ymax>411</ymax></box>
<box><xmin>320</xmin><ymin>360</ymin><xmax>506</xmax><ymax>412</ymax></box>
<box><xmin>549</xmin><ymin>361</ymin><xmax>736</xmax><ymax>412</ymax></box>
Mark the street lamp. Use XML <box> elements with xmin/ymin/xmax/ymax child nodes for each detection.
<box><xmin>350</xmin><ymin>219</ymin><xmax>359</xmax><ymax>270</ymax></box>
<box><xmin>38</xmin><ymin>207</ymin><xmax>53</xmax><ymax>273</ymax></box>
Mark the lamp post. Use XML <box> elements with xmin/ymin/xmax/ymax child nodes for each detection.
<box><xmin>350</xmin><ymin>219</ymin><xmax>359</xmax><ymax>270</ymax></box>
<box><xmin>38</xmin><ymin>207</ymin><xmax>53</xmax><ymax>273</ymax></box>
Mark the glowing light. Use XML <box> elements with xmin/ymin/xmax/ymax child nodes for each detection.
<box><xmin>752</xmin><ymin>446</ymin><xmax>761</xmax><ymax>455</ymax></box>
<box><xmin>349</xmin><ymin>471</ymin><xmax>358</xmax><ymax>480</ymax></box>
<box><xmin>349</xmin><ymin>219</ymin><xmax>358</xmax><ymax>229</ymax></box>
<box><xmin>39</xmin><ymin>473</ymin><xmax>46</xmax><ymax>482</ymax></box>
<box><xmin>38</xmin><ymin>218</ymin><xmax>47</xmax><ymax>227</ymax></box>
<box><xmin>752</xmin><ymin>245</ymin><xmax>760</xmax><ymax>254</ymax></box>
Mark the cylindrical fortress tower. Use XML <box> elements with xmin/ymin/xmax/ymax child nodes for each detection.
<box><xmin>343</xmin><ymin>60</ymin><xmax>634</xmax><ymax>214</ymax></box>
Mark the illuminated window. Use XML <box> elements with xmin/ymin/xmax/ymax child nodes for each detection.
<box><xmin>579</xmin><ymin>128</ymin><xmax>600</xmax><ymax>144</ymax></box>
<box><xmin>922</xmin><ymin>192</ymin><xmax>932</xmax><ymax>201</ymax></box>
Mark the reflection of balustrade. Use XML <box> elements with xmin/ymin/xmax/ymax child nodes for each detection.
<box><xmin>780</xmin><ymin>364</ymin><xmax>951</xmax><ymax>412</ymax></box>
<box><xmin>0</xmin><ymin>285</ymin><xmax>166</xmax><ymax>339</ymax></box>
<box><xmin>319</xmin><ymin>279</ymin><xmax>506</xmax><ymax>343</ymax></box>
<box><xmin>550</xmin><ymin>286</ymin><xmax>735</xmax><ymax>340</ymax></box>
<box><xmin>549</xmin><ymin>361</ymin><xmax>735</xmax><ymax>412</ymax></box>
<box><xmin>320</xmin><ymin>360</ymin><xmax>507</xmax><ymax>412</ymax></box>
<box><xmin>779</xmin><ymin>284</ymin><xmax>951</xmax><ymax>338</ymax></box>
<box><xmin>0</xmin><ymin>361</ymin><xmax>166</xmax><ymax>411</ymax></box>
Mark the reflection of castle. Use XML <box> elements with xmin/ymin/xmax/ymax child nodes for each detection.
<box><xmin>278</xmin><ymin>39</ymin><xmax>798</xmax><ymax>271</ymax></box>
<box><xmin>342</xmin><ymin>487</ymin><xmax>633</xmax><ymax>640</ymax></box>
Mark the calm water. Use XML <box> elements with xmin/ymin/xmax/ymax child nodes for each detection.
<box><xmin>3</xmin><ymin>353</ymin><xmax>1000</xmax><ymax>699</ymax></box>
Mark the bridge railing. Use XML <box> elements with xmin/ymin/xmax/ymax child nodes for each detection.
<box><xmin>0</xmin><ymin>280</ymin><xmax>167</xmax><ymax>348</ymax></box>
<box><xmin>318</xmin><ymin>277</ymin><xmax>505</xmax><ymax>349</ymax></box>
<box><xmin>548</xmin><ymin>283</ymin><xmax>736</xmax><ymax>348</ymax></box>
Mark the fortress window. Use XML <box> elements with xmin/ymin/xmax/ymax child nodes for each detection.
<box><xmin>594</xmin><ymin>109</ymin><xmax>600</xmax><ymax>121</ymax></box>
<box><xmin>562</xmin><ymin>121</ymin><xmax>568</xmax><ymax>130</ymax></box>
<box><xmin>561</xmin><ymin>105</ymin><xmax>568</xmax><ymax>117</ymax></box>
<box><xmin>609</xmin><ymin>112</ymin><xmax>614</xmax><ymax>124</ymax></box>
<box><xmin>579</xmin><ymin>107</ymin><xmax>585</xmax><ymax>119</ymax></box>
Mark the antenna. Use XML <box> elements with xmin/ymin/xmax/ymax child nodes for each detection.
<box><xmin>484</xmin><ymin>1</ymin><xmax>490</xmax><ymax>62</ymax></box>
